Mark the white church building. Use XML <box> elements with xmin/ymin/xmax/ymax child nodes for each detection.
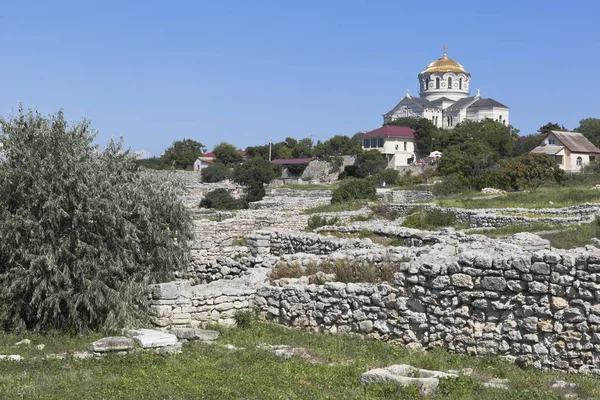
<box><xmin>383</xmin><ymin>47</ymin><xmax>509</xmax><ymax>129</ymax></box>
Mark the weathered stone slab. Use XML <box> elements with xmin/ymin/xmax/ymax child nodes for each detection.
<box><xmin>170</xmin><ymin>328</ymin><xmax>220</xmax><ymax>341</ymax></box>
<box><xmin>361</xmin><ymin>364</ymin><xmax>457</xmax><ymax>395</ymax></box>
<box><xmin>89</xmin><ymin>337</ymin><xmax>135</xmax><ymax>353</ymax></box>
<box><xmin>125</xmin><ymin>329</ymin><xmax>178</xmax><ymax>348</ymax></box>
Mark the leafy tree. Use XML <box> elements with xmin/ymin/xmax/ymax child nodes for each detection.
<box><xmin>331</xmin><ymin>178</ymin><xmax>377</xmax><ymax>203</ymax></box>
<box><xmin>575</xmin><ymin>118</ymin><xmax>600</xmax><ymax>147</ymax></box>
<box><xmin>448</xmin><ymin>120</ymin><xmax>516</xmax><ymax>158</ymax></box>
<box><xmin>356</xmin><ymin>150</ymin><xmax>387</xmax><ymax>177</ymax></box>
<box><xmin>135</xmin><ymin>157</ymin><xmax>165</xmax><ymax>170</ymax></box>
<box><xmin>160</xmin><ymin>138</ymin><xmax>205</xmax><ymax>170</ymax></box>
<box><xmin>200</xmin><ymin>189</ymin><xmax>245</xmax><ymax>210</ymax></box>
<box><xmin>213</xmin><ymin>142</ymin><xmax>243</xmax><ymax>165</ymax></box>
<box><xmin>201</xmin><ymin>162</ymin><xmax>231</xmax><ymax>183</ymax></box>
<box><xmin>504</xmin><ymin>153</ymin><xmax>565</xmax><ymax>190</ymax></box>
<box><xmin>376</xmin><ymin>168</ymin><xmax>400</xmax><ymax>186</ymax></box>
<box><xmin>314</xmin><ymin>135</ymin><xmax>362</xmax><ymax>157</ymax></box>
<box><xmin>385</xmin><ymin>117</ymin><xmax>441</xmax><ymax>154</ymax></box>
<box><xmin>0</xmin><ymin>108</ymin><xmax>193</xmax><ymax>333</ymax></box>
<box><xmin>538</xmin><ymin>122</ymin><xmax>567</xmax><ymax>135</ymax></box>
<box><xmin>514</xmin><ymin>133</ymin><xmax>545</xmax><ymax>156</ymax></box>
<box><xmin>232</xmin><ymin>157</ymin><xmax>277</xmax><ymax>202</ymax></box>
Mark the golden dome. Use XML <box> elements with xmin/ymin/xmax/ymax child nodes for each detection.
<box><xmin>421</xmin><ymin>47</ymin><xmax>469</xmax><ymax>75</ymax></box>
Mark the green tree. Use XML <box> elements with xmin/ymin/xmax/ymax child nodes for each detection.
<box><xmin>575</xmin><ymin>118</ymin><xmax>600</xmax><ymax>147</ymax></box>
<box><xmin>331</xmin><ymin>178</ymin><xmax>377</xmax><ymax>203</ymax></box>
<box><xmin>514</xmin><ymin>133</ymin><xmax>545</xmax><ymax>156</ymax></box>
<box><xmin>200</xmin><ymin>162</ymin><xmax>231</xmax><ymax>183</ymax></box>
<box><xmin>504</xmin><ymin>153</ymin><xmax>565</xmax><ymax>190</ymax></box>
<box><xmin>385</xmin><ymin>117</ymin><xmax>441</xmax><ymax>154</ymax></box>
<box><xmin>0</xmin><ymin>108</ymin><xmax>193</xmax><ymax>333</ymax></box>
<box><xmin>232</xmin><ymin>157</ymin><xmax>277</xmax><ymax>202</ymax></box>
<box><xmin>538</xmin><ymin>122</ymin><xmax>567</xmax><ymax>135</ymax></box>
<box><xmin>213</xmin><ymin>142</ymin><xmax>243</xmax><ymax>165</ymax></box>
<box><xmin>160</xmin><ymin>138</ymin><xmax>205</xmax><ymax>170</ymax></box>
<box><xmin>200</xmin><ymin>189</ymin><xmax>245</xmax><ymax>210</ymax></box>
<box><xmin>356</xmin><ymin>150</ymin><xmax>387</xmax><ymax>177</ymax></box>
<box><xmin>135</xmin><ymin>157</ymin><xmax>165</xmax><ymax>170</ymax></box>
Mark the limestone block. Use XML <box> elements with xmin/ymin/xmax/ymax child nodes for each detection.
<box><xmin>170</xmin><ymin>328</ymin><xmax>220</xmax><ymax>341</ymax></box>
<box><xmin>126</xmin><ymin>329</ymin><xmax>178</xmax><ymax>348</ymax></box>
<box><xmin>89</xmin><ymin>337</ymin><xmax>135</xmax><ymax>353</ymax></box>
<box><xmin>481</xmin><ymin>277</ymin><xmax>507</xmax><ymax>291</ymax></box>
<box><xmin>361</xmin><ymin>365</ymin><xmax>457</xmax><ymax>395</ymax></box>
<box><xmin>451</xmin><ymin>274</ymin><xmax>473</xmax><ymax>289</ymax></box>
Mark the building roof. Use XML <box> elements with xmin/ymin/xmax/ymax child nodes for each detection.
<box><xmin>383</xmin><ymin>97</ymin><xmax>436</xmax><ymax>117</ymax></box>
<box><xmin>549</xmin><ymin>131</ymin><xmax>600</xmax><ymax>154</ymax></box>
<box><xmin>202</xmin><ymin>149</ymin><xmax>246</xmax><ymax>159</ymax></box>
<box><xmin>469</xmin><ymin>98</ymin><xmax>509</xmax><ymax>109</ymax></box>
<box><xmin>531</xmin><ymin>145</ymin><xmax>565</xmax><ymax>156</ymax></box>
<box><xmin>421</xmin><ymin>48</ymin><xmax>470</xmax><ymax>75</ymax></box>
<box><xmin>271</xmin><ymin>158</ymin><xmax>313</xmax><ymax>165</ymax></box>
<box><xmin>448</xmin><ymin>96</ymin><xmax>478</xmax><ymax>110</ymax></box>
<box><xmin>363</xmin><ymin>126</ymin><xmax>415</xmax><ymax>138</ymax></box>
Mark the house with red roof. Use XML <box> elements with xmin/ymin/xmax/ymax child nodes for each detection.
<box><xmin>361</xmin><ymin>126</ymin><xmax>417</xmax><ymax>168</ymax></box>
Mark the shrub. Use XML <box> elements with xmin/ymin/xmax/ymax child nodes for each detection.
<box><xmin>331</xmin><ymin>178</ymin><xmax>377</xmax><ymax>204</ymax></box>
<box><xmin>234</xmin><ymin>311</ymin><xmax>254</xmax><ymax>329</ymax></box>
<box><xmin>200</xmin><ymin>189</ymin><xmax>245</xmax><ymax>210</ymax></box>
<box><xmin>268</xmin><ymin>262</ymin><xmax>303</xmax><ymax>280</ymax></box>
<box><xmin>431</xmin><ymin>175</ymin><xmax>469</xmax><ymax>196</ymax></box>
<box><xmin>376</xmin><ymin>168</ymin><xmax>400</xmax><ymax>186</ymax></box>
<box><xmin>201</xmin><ymin>162</ymin><xmax>231</xmax><ymax>183</ymax></box>
<box><xmin>0</xmin><ymin>108</ymin><xmax>193</xmax><ymax>333</ymax></box>
<box><xmin>307</xmin><ymin>215</ymin><xmax>340</xmax><ymax>231</ymax></box>
<box><xmin>402</xmin><ymin>208</ymin><xmax>459</xmax><ymax>230</ymax></box>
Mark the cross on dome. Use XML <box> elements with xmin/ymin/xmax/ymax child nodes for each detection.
<box><xmin>443</xmin><ymin>45</ymin><xmax>447</xmax><ymax>58</ymax></box>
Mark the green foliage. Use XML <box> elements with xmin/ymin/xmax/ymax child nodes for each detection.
<box><xmin>0</xmin><ymin>108</ymin><xmax>193</xmax><ymax>333</ymax></box>
<box><xmin>314</xmin><ymin>134</ymin><xmax>362</xmax><ymax>157</ymax></box>
<box><xmin>575</xmin><ymin>117</ymin><xmax>600</xmax><ymax>147</ymax></box>
<box><xmin>213</xmin><ymin>142</ymin><xmax>243</xmax><ymax>165</ymax></box>
<box><xmin>538</xmin><ymin>122</ymin><xmax>567</xmax><ymax>135</ymax></box>
<box><xmin>438</xmin><ymin>376</ymin><xmax>483</xmax><ymax>397</ymax></box>
<box><xmin>504</xmin><ymin>153</ymin><xmax>565</xmax><ymax>190</ymax></box>
<box><xmin>331</xmin><ymin>178</ymin><xmax>377</xmax><ymax>204</ymax></box>
<box><xmin>200</xmin><ymin>189</ymin><xmax>246</xmax><ymax>210</ymax></box>
<box><xmin>385</xmin><ymin>117</ymin><xmax>441</xmax><ymax>155</ymax></box>
<box><xmin>200</xmin><ymin>162</ymin><xmax>231</xmax><ymax>183</ymax></box>
<box><xmin>234</xmin><ymin>311</ymin><xmax>254</xmax><ymax>329</ymax></box>
<box><xmin>285</xmin><ymin>162</ymin><xmax>309</xmax><ymax>176</ymax></box>
<box><xmin>514</xmin><ymin>133</ymin><xmax>545</xmax><ymax>156</ymax></box>
<box><xmin>356</xmin><ymin>150</ymin><xmax>387</xmax><ymax>177</ymax></box>
<box><xmin>134</xmin><ymin>156</ymin><xmax>164</xmax><ymax>170</ymax></box>
<box><xmin>160</xmin><ymin>138</ymin><xmax>205</xmax><ymax>170</ymax></box>
<box><xmin>376</xmin><ymin>168</ymin><xmax>400</xmax><ymax>185</ymax></box>
<box><xmin>306</xmin><ymin>215</ymin><xmax>340</xmax><ymax>231</ymax></box>
<box><xmin>402</xmin><ymin>208</ymin><xmax>462</xmax><ymax>230</ymax></box>
<box><xmin>232</xmin><ymin>157</ymin><xmax>277</xmax><ymax>203</ymax></box>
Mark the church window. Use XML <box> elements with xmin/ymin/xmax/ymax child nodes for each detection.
<box><xmin>577</xmin><ymin>157</ymin><xmax>583</xmax><ymax>166</ymax></box>
<box><xmin>436</xmin><ymin>78</ymin><xmax>440</xmax><ymax>89</ymax></box>
<box><xmin>432</xmin><ymin>116</ymin><xmax>435</xmax><ymax>123</ymax></box>
<box><xmin>459</xmin><ymin>78</ymin><xmax>463</xmax><ymax>89</ymax></box>
<box><xmin>426</xmin><ymin>79</ymin><xmax>430</xmax><ymax>89</ymax></box>
<box><xmin>448</xmin><ymin>77</ymin><xmax>452</xmax><ymax>89</ymax></box>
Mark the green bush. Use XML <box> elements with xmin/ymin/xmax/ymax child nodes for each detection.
<box><xmin>0</xmin><ymin>108</ymin><xmax>193</xmax><ymax>333</ymax></box>
<box><xmin>376</xmin><ymin>168</ymin><xmax>400</xmax><ymax>186</ymax></box>
<box><xmin>474</xmin><ymin>170</ymin><xmax>510</xmax><ymax>190</ymax></box>
<box><xmin>200</xmin><ymin>189</ymin><xmax>245</xmax><ymax>210</ymax></box>
<box><xmin>307</xmin><ymin>215</ymin><xmax>340</xmax><ymax>231</ymax></box>
<box><xmin>402</xmin><ymin>208</ymin><xmax>459</xmax><ymax>230</ymax></box>
<box><xmin>201</xmin><ymin>162</ymin><xmax>231</xmax><ymax>183</ymax></box>
<box><xmin>331</xmin><ymin>178</ymin><xmax>377</xmax><ymax>204</ymax></box>
<box><xmin>233</xmin><ymin>311</ymin><xmax>254</xmax><ymax>329</ymax></box>
<box><xmin>431</xmin><ymin>175</ymin><xmax>469</xmax><ymax>196</ymax></box>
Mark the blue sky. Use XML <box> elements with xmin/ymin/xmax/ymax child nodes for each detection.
<box><xmin>0</xmin><ymin>0</ymin><xmax>598</xmax><ymax>156</ymax></box>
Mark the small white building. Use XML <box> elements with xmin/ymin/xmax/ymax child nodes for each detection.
<box><xmin>383</xmin><ymin>47</ymin><xmax>509</xmax><ymax>129</ymax></box>
<box><xmin>531</xmin><ymin>130</ymin><xmax>600</xmax><ymax>172</ymax></box>
<box><xmin>361</xmin><ymin>126</ymin><xmax>416</xmax><ymax>168</ymax></box>
<box><xmin>193</xmin><ymin>157</ymin><xmax>214</xmax><ymax>171</ymax></box>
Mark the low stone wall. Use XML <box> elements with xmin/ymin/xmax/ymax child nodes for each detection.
<box><xmin>390</xmin><ymin>203</ymin><xmax>600</xmax><ymax>228</ymax></box>
<box><xmin>149</xmin><ymin>281</ymin><xmax>256</xmax><ymax>327</ymax></box>
<box><xmin>381</xmin><ymin>190</ymin><xmax>434</xmax><ymax>204</ymax></box>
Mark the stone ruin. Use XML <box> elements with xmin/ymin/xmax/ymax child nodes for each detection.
<box><xmin>147</xmin><ymin>174</ymin><xmax>600</xmax><ymax>376</ymax></box>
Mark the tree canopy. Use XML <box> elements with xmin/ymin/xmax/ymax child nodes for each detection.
<box><xmin>385</xmin><ymin>117</ymin><xmax>441</xmax><ymax>155</ymax></box>
<box><xmin>213</xmin><ymin>142</ymin><xmax>244</xmax><ymax>165</ymax></box>
<box><xmin>575</xmin><ymin>118</ymin><xmax>600</xmax><ymax>147</ymax></box>
<box><xmin>160</xmin><ymin>138</ymin><xmax>205</xmax><ymax>170</ymax></box>
<box><xmin>0</xmin><ymin>108</ymin><xmax>193</xmax><ymax>333</ymax></box>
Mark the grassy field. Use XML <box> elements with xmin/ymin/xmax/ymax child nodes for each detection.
<box><xmin>436</xmin><ymin>185</ymin><xmax>600</xmax><ymax>209</ymax></box>
<box><xmin>0</xmin><ymin>322</ymin><xmax>598</xmax><ymax>399</ymax></box>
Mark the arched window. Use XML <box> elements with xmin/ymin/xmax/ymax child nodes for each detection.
<box><xmin>404</xmin><ymin>142</ymin><xmax>407</xmax><ymax>151</ymax></box>
<box><xmin>459</xmin><ymin>78</ymin><xmax>463</xmax><ymax>89</ymax></box>
<box><xmin>425</xmin><ymin>79</ymin><xmax>429</xmax><ymax>90</ymax></box>
<box><xmin>448</xmin><ymin>77</ymin><xmax>452</xmax><ymax>89</ymax></box>
<box><xmin>436</xmin><ymin>77</ymin><xmax>440</xmax><ymax>89</ymax></box>
<box><xmin>577</xmin><ymin>157</ymin><xmax>583</xmax><ymax>166</ymax></box>
<box><xmin>432</xmin><ymin>116</ymin><xmax>435</xmax><ymax>123</ymax></box>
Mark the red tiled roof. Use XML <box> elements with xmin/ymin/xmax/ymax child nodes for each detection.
<box><xmin>362</xmin><ymin>126</ymin><xmax>415</xmax><ymax>138</ymax></box>
<box><xmin>203</xmin><ymin>152</ymin><xmax>215</xmax><ymax>158</ymax></box>
<box><xmin>271</xmin><ymin>158</ymin><xmax>313</xmax><ymax>165</ymax></box>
